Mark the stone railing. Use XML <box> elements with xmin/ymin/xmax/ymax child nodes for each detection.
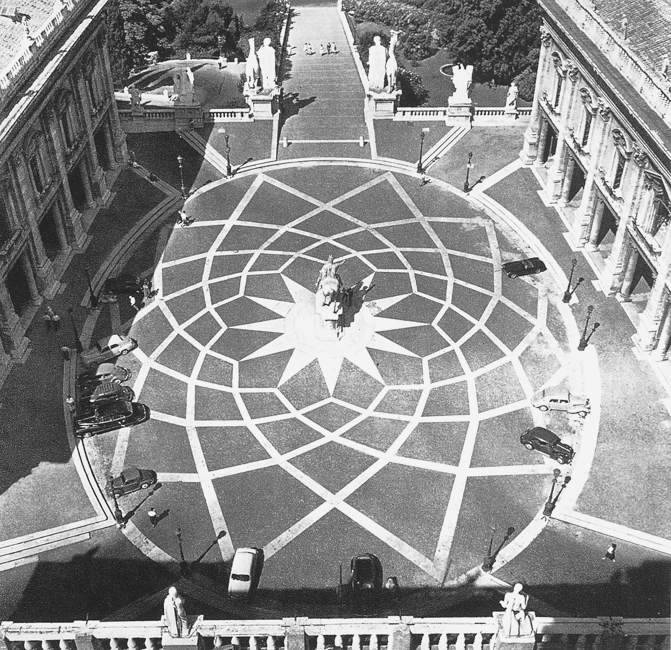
<box><xmin>393</xmin><ymin>106</ymin><xmax>531</xmax><ymax>122</ymax></box>
<box><xmin>204</xmin><ymin>108</ymin><xmax>253</xmax><ymax>122</ymax></box>
<box><xmin>1</xmin><ymin>616</ymin><xmax>669</xmax><ymax>650</ymax></box>
<box><xmin>546</xmin><ymin>0</ymin><xmax>671</xmax><ymax>125</ymax></box>
<box><xmin>0</xmin><ymin>0</ymin><xmax>91</xmax><ymax>109</ymax></box>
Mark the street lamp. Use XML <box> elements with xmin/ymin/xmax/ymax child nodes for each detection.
<box><xmin>222</xmin><ymin>130</ymin><xmax>232</xmax><ymax>177</ymax></box>
<box><xmin>463</xmin><ymin>151</ymin><xmax>474</xmax><ymax>192</ymax></box>
<box><xmin>67</xmin><ymin>307</ymin><xmax>83</xmax><ymax>352</ymax></box>
<box><xmin>416</xmin><ymin>127</ymin><xmax>430</xmax><ymax>174</ymax></box>
<box><xmin>543</xmin><ymin>471</ymin><xmax>571</xmax><ymax>518</ymax></box>
<box><xmin>562</xmin><ymin>258</ymin><xmax>584</xmax><ymax>303</ymax></box>
<box><xmin>578</xmin><ymin>305</ymin><xmax>600</xmax><ymax>350</ymax></box>
<box><xmin>176</xmin><ymin>155</ymin><xmax>187</xmax><ymax>199</ymax></box>
<box><xmin>109</xmin><ymin>479</ymin><xmax>125</xmax><ymax>526</ymax></box>
<box><xmin>482</xmin><ymin>526</ymin><xmax>516</xmax><ymax>571</ymax></box>
<box><xmin>84</xmin><ymin>266</ymin><xmax>98</xmax><ymax>309</ymax></box>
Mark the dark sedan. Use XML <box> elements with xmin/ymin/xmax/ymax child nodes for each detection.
<box><xmin>502</xmin><ymin>257</ymin><xmax>547</xmax><ymax>278</ymax></box>
<box><xmin>350</xmin><ymin>553</ymin><xmax>383</xmax><ymax>594</ymax></box>
<box><xmin>74</xmin><ymin>401</ymin><xmax>150</xmax><ymax>438</ymax></box>
<box><xmin>520</xmin><ymin>426</ymin><xmax>574</xmax><ymax>464</ymax></box>
<box><xmin>103</xmin><ymin>274</ymin><xmax>143</xmax><ymax>296</ymax></box>
<box><xmin>107</xmin><ymin>467</ymin><xmax>157</xmax><ymax>497</ymax></box>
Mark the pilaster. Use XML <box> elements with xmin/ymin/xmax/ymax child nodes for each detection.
<box><xmin>99</xmin><ymin>34</ymin><xmax>127</xmax><ymax>163</ymax></box>
<box><xmin>559</xmin><ymin>155</ymin><xmax>576</xmax><ymax>205</ymax></box>
<box><xmin>638</xmin><ymin>226</ymin><xmax>671</xmax><ymax>348</ymax></box>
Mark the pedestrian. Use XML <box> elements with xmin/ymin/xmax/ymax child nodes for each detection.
<box><xmin>148</xmin><ymin>506</ymin><xmax>158</xmax><ymax>527</ymax></box>
<box><xmin>65</xmin><ymin>395</ymin><xmax>76</xmax><ymax>414</ymax></box>
<box><xmin>326</xmin><ymin>41</ymin><xmax>331</xmax><ymax>55</ymax></box>
<box><xmin>177</xmin><ymin>209</ymin><xmax>193</xmax><ymax>227</ymax></box>
<box><xmin>331</xmin><ymin>42</ymin><xmax>339</xmax><ymax>54</ymax></box>
<box><xmin>319</xmin><ymin>43</ymin><xmax>326</xmax><ymax>56</ymax></box>
<box><xmin>303</xmin><ymin>42</ymin><xmax>309</xmax><ymax>55</ymax></box>
<box><xmin>602</xmin><ymin>542</ymin><xmax>616</xmax><ymax>561</ymax></box>
<box><xmin>129</xmin><ymin>294</ymin><xmax>141</xmax><ymax>311</ymax></box>
<box><xmin>43</xmin><ymin>306</ymin><xmax>60</xmax><ymax>330</ymax></box>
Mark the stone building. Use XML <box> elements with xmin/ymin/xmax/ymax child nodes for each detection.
<box><xmin>521</xmin><ymin>0</ymin><xmax>671</xmax><ymax>357</ymax></box>
<box><xmin>0</xmin><ymin>0</ymin><xmax>126</xmax><ymax>378</ymax></box>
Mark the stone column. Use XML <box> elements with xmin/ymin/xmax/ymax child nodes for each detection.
<box><xmin>602</xmin><ymin>154</ymin><xmax>648</xmax><ymax>293</ymax></box>
<box><xmin>559</xmin><ymin>154</ymin><xmax>576</xmax><ymax>205</ymax></box>
<box><xmin>637</xmin><ymin>225</ymin><xmax>671</xmax><ymax>348</ymax></box>
<box><xmin>0</xmin><ymin>279</ymin><xmax>28</xmax><ymax>358</ymax></box>
<box><xmin>102</xmin><ymin>118</ymin><xmax>117</xmax><ymax>169</ymax></box>
<box><xmin>586</xmin><ymin>200</ymin><xmax>605</xmax><ymax>249</ymax></box>
<box><xmin>544</xmin><ymin>63</ymin><xmax>579</xmax><ymax>203</ymax></box>
<box><xmin>536</xmin><ymin>119</ymin><xmax>550</xmax><ymax>164</ymax></box>
<box><xmin>44</xmin><ymin>107</ymin><xmax>86</xmax><ymax>247</ymax></box>
<box><xmin>75</xmin><ymin>63</ymin><xmax>109</xmax><ymax>205</ymax></box>
<box><xmin>12</xmin><ymin>153</ymin><xmax>55</xmax><ymax>291</ymax></box>
<box><xmin>20</xmin><ymin>249</ymin><xmax>41</xmax><ymax>304</ymax></box>
<box><xmin>618</xmin><ymin>246</ymin><xmax>639</xmax><ymax>301</ymax></box>
<box><xmin>79</xmin><ymin>157</ymin><xmax>95</xmax><ymax>208</ymax></box>
<box><xmin>99</xmin><ymin>33</ymin><xmax>128</xmax><ymax>163</ymax></box>
<box><xmin>653</xmin><ymin>302</ymin><xmax>671</xmax><ymax>360</ymax></box>
<box><xmin>520</xmin><ymin>23</ymin><xmax>553</xmax><ymax>164</ymax></box>
<box><xmin>572</xmin><ymin>103</ymin><xmax>612</xmax><ymax>243</ymax></box>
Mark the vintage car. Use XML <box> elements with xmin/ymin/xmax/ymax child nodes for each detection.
<box><xmin>228</xmin><ymin>547</ymin><xmax>264</xmax><ymax>599</ymax></box>
<box><xmin>74</xmin><ymin>401</ymin><xmax>149</xmax><ymax>438</ymax></box>
<box><xmin>80</xmin><ymin>334</ymin><xmax>138</xmax><ymax>367</ymax></box>
<box><xmin>502</xmin><ymin>257</ymin><xmax>547</xmax><ymax>278</ymax></box>
<box><xmin>350</xmin><ymin>553</ymin><xmax>383</xmax><ymax>594</ymax></box>
<box><xmin>107</xmin><ymin>466</ymin><xmax>157</xmax><ymax>497</ymax></box>
<box><xmin>520</xmin><ymin>427</ymin><xmax>574</xmax><ymax>464</ymax></box>
<box><xmin>531</xmin><ymin>386</ymin><xmax>590</xmax><ymax>417</ymax></box>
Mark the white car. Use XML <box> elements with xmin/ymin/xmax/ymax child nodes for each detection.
<box><xmin>531</xmin><ymin>386</ymin><xmax>590</xmax><ymax>417</ymax></box>
<box><xmin>81</xmin><ymin>334</ymin><xmax>138</xmax><ymax>367</ymax></box>
<box><xmin>228</xmin><ymin>547</ymin><xmax>264</xmax><ymax>599</ymax></box>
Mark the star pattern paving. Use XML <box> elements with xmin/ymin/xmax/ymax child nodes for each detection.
<box><xmin>109</xmin><ymin>167</ymin><xmax>582</xmax><ymax>587</ymax></box>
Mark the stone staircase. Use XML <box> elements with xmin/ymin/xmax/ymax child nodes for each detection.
<box><xmin>278</xmin><ymin>2</ymin><xmax>368</xmax><ymax>157</ymax></box>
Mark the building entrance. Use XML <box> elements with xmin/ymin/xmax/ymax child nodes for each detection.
<box><xmin>7</xmin><ymin>260</ymin><xmax>31</xmax><ymax>315</ymax></box>
<box><xmin>68</xmin><ymin>165</ymin><xmax>87</xmax><ymax>211</ymax></box>
<box><xmin>38</xmin><ymin>208</ymin><xmax>61</xmax><ymax>260</ymax></box>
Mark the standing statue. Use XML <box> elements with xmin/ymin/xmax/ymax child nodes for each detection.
<box><xmin>257</xmin><ymin>37</ymin><xmax>277</xmax><ymax>91</ymax></box>
<box><xmin>245</xmin><ymin>37</ymin><xmax>260</xmax><ymax>91</ymax></box>
<box><xmin>367</xmin><ymin>35</ymin><xmax>387</xmax><ymax>92</ymax></box>
<box><xmin>315</xmin><ymin>256</ymin><xmax>344</xmax><ymax>339</ymax></box>
<box><xmin>163</xmin><ymin>586</ymin><xmax>188</xmax><ymax>637</ymax></box>
<box><xmin>386</xmin><ymin>30</ymin><xmax>399</xmax><ymax>92</ymax></box>
<box><xmin>505</xmin><ymin>80</ymin><xmax>519</xmax><ymax>115</ymax></box>
<box><xmin>450</xmin><ymin>63</ymin><xmax>473</xmax><ymax>103</ymax></box>
<box><xmin>499</xmin><ymin>583</ymin><xmax>532</xmax><ymax>637</ymax></box>
<box><xmin>129</xmin><ymin>86</ymin><xmax>143</xmax><ymax>112</ymax></box>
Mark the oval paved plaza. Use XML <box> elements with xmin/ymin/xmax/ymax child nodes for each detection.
<box><xmin>97</xmin><ymin>162</ymin><xmax>593</xmax><ymax>593</ymax></box>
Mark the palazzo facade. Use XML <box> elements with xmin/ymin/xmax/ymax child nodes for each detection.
<box><xmin>521</xmin><ymin>0</ymin><xmax>671</xmax><ymax>357</ymax></box>
<box><xmin>0</xmin><ymin>0</ymin><xmax>126</xmax><ymax>378</ymax></box>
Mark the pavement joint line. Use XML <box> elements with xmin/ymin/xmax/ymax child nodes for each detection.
<box><xmin>0</xmin><ymin>556</ymin><xmax>38</xmax><ymax>572</ymax></box>
<box><xmin>551</xmin><ymin>508</ymin><xmax>671</xmax><ymax>555</ymax></box>
<box><xmin>473</xmin><ymin>158</ymin><xmax>523</xmax><ymax>193</ymax></box>
<box><xmin>107</xmin><ymin>159</ymin><xmax>599</xmax><ymax>581</ymax></box>
<box><xmin>0</xmin><ymin>532</ymin><xmax>92</xmax><ymax>570</ymax></box>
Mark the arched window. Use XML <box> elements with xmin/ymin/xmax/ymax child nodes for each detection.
<box><xmin>610</xmin><ymin>128</ymin><xmax>630</xmax><ymax>191</ymax></box>
<box><xmin>24</xmin><ymin>130</ymin><xmax>51</xmax><ymax>196</ymax></box>
<box><xmin>578</xmin><ymin>88</ymin><xmax>595</xmax><ymax>147</ymax></box>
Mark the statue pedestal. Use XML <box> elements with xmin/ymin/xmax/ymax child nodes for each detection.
<box><xmin>447</xmin><ymin>97</ymin><xmax>473</xmax><ymax>128</ymax></box>
<box><xmin>367</xmin><ymin>90</ymin><xmax>401</xmax><ymax>118</ymax></box>
<box><xmin>493</xmin><ymin>612</ymin><xmax>536</xmax><ymax>650</ymax></box>
<box><xmin>245</xmin><ymin>88</ymin><xmax>278</xmax><ymax>119</ymax></box>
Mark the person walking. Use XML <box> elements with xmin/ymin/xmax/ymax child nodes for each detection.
<box><xmin>148</xmin><ymin>506</ymin><xmax>159</xmax><ymax>527</ymax></box>
<box><xmin>602</xmin><ymin>542</ymin><xmax>617</xmax><ymax>561</ymax></box>
<box><xmin>43</xmin><ymin>306</ymin><xmax>60</xmax><ymax>330</ymax></box>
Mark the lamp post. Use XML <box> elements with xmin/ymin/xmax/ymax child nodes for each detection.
<box><xmin>543</xmin><ymin>472</ymin><xmax>571</xmax><ymax>517</ymax></box>
<box><xmin>217</xmin><ymin>35</ymin><xmax>225</xmax><ymax>67</ymax></box>
<box><xmin>578</xmin><ymin>305</ymin><xmax>599</xmax><ymax>350</ymax></box>
<box><xmin>222</xmin><ymin>131</ymin><xmax>232</xmax><ymax>177</ymax></box>
<box><xmin>482</xmin><ymin>526</ymin><xmax>516</xmax><ymax>571</ymax></box>
<box><xmin>109</xmin><ymin>479</ymin><xmax>125</xmax><ymax>526</ymax></box>
<box><xmin>84</xmin><ymin>266</ymin><xmax>98</xmax><ymax>309</ymax></box>
<box><xmin>416</xmin><ymin>127</ymin><xmax>429</xmax><ymax>174</ymax></box>
<box><xmin>463</xmin><ymin>151</ymin><xmax>474</xmax><ymax>192</ymax></box>
<box><xmin>562</xmin><ymin>258</ymin><xmax>584</xmax><ymax>303</ymax></box>
<box><xmin>176</xmin><ymin>155</ymin><xmax>187</xmax><ymax>199</ymax></box>
<box><xmin>67</xmin><ymin>307</ymin><xmax>83</xmax><ymax>352</ymax></box>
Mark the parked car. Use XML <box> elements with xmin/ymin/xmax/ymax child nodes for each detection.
<box><xmin>350</xmin><ymin>553</ymin><xmax>383</xmax><ymax>594</ymax></box>
<box><xmin>520</xmin><ymin>427</ymin><xmax>574</xmax><ymax>464</ymax></box>
<box><xmin>80</xmin><ymin>334</ymin><xmax>138</xmax><ymax>367</ymax></box>
<box><xmin>531</xmin><ymin>386</ymin><xmax>590</xmax><ymax>417</ymax></box>
<box><xmin>106</xmin><ymin>466</ymin><xmax>157</xmax><ymax>497</ymax></box>
<box><xmin>78</xmin><ymin>363</ymin><xmax>132</xmax><ymax>388</ymax></box>
<box><xmin>228</xmin><ymin>547</ymin><xmax>264</xmax><ymax>599</ymax></box>
<box><xmin>502</xmin><ymin>257</ymin><xmax>547</xmax><ymax>278</ymax></box>
<box><xmin>74</xmin><ymin>401</ymin><xmax>149</xmax><ymax>438</ymax></box>
<box><xmin>103</xmin><ymin>274</ymin><xmax>143</xmax><ymax>296</ymax></box>
<box><xmin>80</xmin><ymin>381</ymin><xmax>135</xmax><ymax>405</ymax></box>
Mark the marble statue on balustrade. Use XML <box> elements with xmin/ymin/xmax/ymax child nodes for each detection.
<box><xmin>163</xmin><ymin>586</ymin><xmax>189</xmax><ymax>637</ymax></box>
<box><xmin>257</xmin><ymin>37</ymin><xmax>277</xmax><ymax>92</ymax></box>
<box><xmin>245</xmin><ymin>37</ymin><xmax>260</xmax><ymax>91</ymax></box>
<box><xmin>129</xmin><ymin>86</ymin><xmax>144</xmax><ymax>114</ymax></box>
<box><xmin>449</xmin><ymin>63</ymin><xmax>473</xmax><ymax>104</ymax></box>
<box><xmin>385</xmin><ymin>30</ymin><xmax>399</xmax><ymax>92</ymax></box>
<box><xmin>499</xmin><ymin>583</ymin><xmax>533</xmax><ymax>637</ymax></box>
<box><xmin>505</xmin><ymin>80</ymin><xmax>519</xmax><ymax>116</ymax></box>
<box><xmin>172</xmin><ymin>65</ymin><xmax>196</xmax><ymax>105</ymax></box>
<box><xmin>367</xmin><ymin>35</ymin><xmax>388</xmax><ymax>92</ymax></box>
